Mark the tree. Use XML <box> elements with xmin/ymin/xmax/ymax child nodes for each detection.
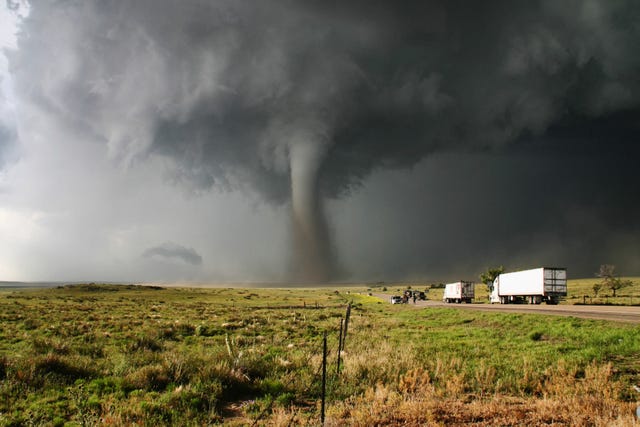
<box><xmin>592</xmin><ymin>282</ymin><xmax>602</xmax><ymax>297</ymax></box>
<box><xmin>479</xmin><ymin>266</ymin><xmax>505</xmax><ymax>292</ymax></box>
<box><xmin>596</xmin><ymin>264</ymin><xmax>632</xmax><ymax>297</ymax></box>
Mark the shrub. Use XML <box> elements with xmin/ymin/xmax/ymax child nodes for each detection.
<box><xmin>190</xmin><ymin>380</ymin><xmax>224</xmax><ymax>412</ymax></box>
<box><xmin>175</xmin><ymin>323</ymin><xmax>196</xmax><ymax>337</ymax></box>
<box><xmin>22</xmin><ymin>318</ymin><xmax>40</xmax><ymax>330</ymax></box>
<box><xmin>33</xmin><ymin>354</ymin><xmax>95</xmax><ymax>384</ymax></box>
<box><xmin>162</xmin><ymin>382</ymin><xmax>223</xmax><ymax>416</ymax></box>
<box><xmin>162</xmin><ymin>351</ymin><xmax>199</xmax><ymax>385</ymax></box>
<box><xmin>259</xmin><ymin>378</ymin><xmax>285</xmax><ymax>396</ymax></box>
<box><xmin>196</xmin><ymin>360</ymin><xmax>254</xmax><ymax>400</ymax></box>
<box><xmin>275</xmin><ymin>391</ymin><xmax>296</xmax><ymax>407</ymax></box>
<box><xmin>529</xmin><ymin>331</ymin><xmax>544</xmax><ymax>341</ymax></box>
<box><xmin>126</xmin><ymin>335</ymin><xmax>163</xmax><ymax>353</ymax></box>
<box><xmin>124</xmin><ymin>365</ymin><xmax>170</xmax><ymax>391</ymax></box>
<box><xmin>195</xmin><ymin>324</ymin><xmax>224</xmax><ymax>336</ymax></box>
<box><xmin>88</xmin><ymin>377</ymin><xmax>120</xmax><ymax>396</ymax></box>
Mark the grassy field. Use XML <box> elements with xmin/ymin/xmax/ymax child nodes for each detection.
<box><xmin>566</xmin><ymin>277</ymin><xmax>640</xmax><ymax>305</ymax></box>
<box><xmin>0</xmin><ymin>283</ymin><xmax>639</xmax><ymax>426</ymax></box>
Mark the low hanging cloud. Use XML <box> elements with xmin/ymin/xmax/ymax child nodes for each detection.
<box><xmin>142</xmin><ymin>242</ymin><xmax>203</xmax><ymax>266</ymax></box>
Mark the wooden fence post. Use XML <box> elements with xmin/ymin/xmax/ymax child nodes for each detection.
<box><xmin>342</xmin><ymin>303</ymin><xmax>351</xmax><ymax>351</ymax></box>
<box><xmin>336</xmin><ymin>318</ymin><xmax>344</xmax><ymax>376</ymax></box>
<box><xmin>321</xmin><ymin>331</ymin><xmax>327</xmax><ymax>425</ymax></box>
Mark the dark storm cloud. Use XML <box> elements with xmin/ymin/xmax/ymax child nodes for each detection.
<box><xmin>10</xmin><ymin>0</ymin><xmax>638</xmax><ymax>196</ymax></box>
<box><xmin>6</xmin><ymin>0</ymin><xmax>640</xmax><ymax>279</ymax></box>
<box><xmin>142</xmin><ymin>242</ymin><xmax>203</xmax><ymax>266</ymax></box>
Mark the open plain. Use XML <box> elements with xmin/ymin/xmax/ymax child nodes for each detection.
<box><xmin>1</xmin><ymin>283</ymin><xmax>639</xmax><ymax>426</ymax></box>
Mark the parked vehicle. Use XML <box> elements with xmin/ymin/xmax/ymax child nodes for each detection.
<box><xmin>443</xmin><ymin>281</ymin><xmax>475</xmax><ymax>303</ymax></box>
<box><xmin>490</xmin><ymin>267</ymin><xmax>567</xmax><ymax>305</ymax></box>
<box><xmin>390</xmin><ymin>296</ymin><xmax>403</xmax><ymax>304</ymax></box>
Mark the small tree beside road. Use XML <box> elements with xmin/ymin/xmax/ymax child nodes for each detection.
<box><xmin>596</xmin><ymin>264</ymin><xmax>633</xmax><ymax>297</ymax></box>
<box><xmin>592</xmin><ymin>282</ymin><xmax>602</xmax><ymax>297</ymax></box>
<box><xmin>480</xmin><ymin>266</ymin><xmax>505</xmax><ymax>292</ymax></box>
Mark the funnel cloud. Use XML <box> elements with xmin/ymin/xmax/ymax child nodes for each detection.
<box><xmin>1</xmin><ymin>1</ymin><xmax>640</xmax><ymax>282</ymax></box>
<box><xmin>290</xmin><ymin>137</ymin><xmax>332</xmax><ymax>281</ymax></box>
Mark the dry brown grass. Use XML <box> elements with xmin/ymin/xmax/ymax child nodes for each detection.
<box><xmin>260</xmin><ymin>362</ymin><xmax>638</xmax><ymax>426</ymax></box>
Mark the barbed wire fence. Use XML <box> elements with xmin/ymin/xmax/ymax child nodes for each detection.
<box><xmin>248</xmin><ymin>298</ymin><xmax>354</xmax><ymax>426</ymax></box>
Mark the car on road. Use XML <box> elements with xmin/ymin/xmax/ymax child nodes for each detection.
<box><xmin>390</xmin><ymin>296</ymin><xmax>403</xmax><ymax>304</ymax></box>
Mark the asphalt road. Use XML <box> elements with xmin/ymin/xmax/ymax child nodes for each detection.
<box><xmin>373</xmin><ymin>294</ymin><xmax>640</xmax><ymax>323</ymax></box>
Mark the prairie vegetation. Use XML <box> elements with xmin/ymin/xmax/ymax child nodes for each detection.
<box><xmin>0</xmin><ymin>283</ymin><xmax>639</xmax><ymax>425</ymax></box>
<box><xmin>567</xmin><ymin>277</ymin><xmax>640</xmax><ymax>305</ymax></box>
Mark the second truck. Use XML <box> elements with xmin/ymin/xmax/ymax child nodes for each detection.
<box><xmin>443</xmin><ymin>281</ymin><xmax>475</xmax><ymax>303</ymax></box>
<box><xmin>490</xmin><ymin>267</ymin><xmax>567</xmax><ymax>305</ymax></box>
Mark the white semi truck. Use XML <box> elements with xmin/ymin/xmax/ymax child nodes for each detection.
<box><xmin>490</xmin><ymin>267</ymin><xmax>567</xmax><ymax>305</ymax></box>
<box><xmin>443</xmin><ymin>281</ymin><xmax>475</xmax><ymax>303</ymax></box>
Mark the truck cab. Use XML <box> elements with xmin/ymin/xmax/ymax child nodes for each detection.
<box><xmin>489</xmin><ymin>277</ymin><xmax>500</xmax><ymax>304</ymax></box>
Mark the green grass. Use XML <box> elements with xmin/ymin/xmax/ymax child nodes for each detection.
<box><xmin>0</xmin><ymin>284</ymin><xmax>638</xmax><ymax>425</ymax></box>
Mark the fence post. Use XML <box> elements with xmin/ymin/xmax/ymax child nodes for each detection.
<box><xmin>336</xmin><ymin>318</ymin><xmax>344</xmax><ymax>376</ymax></box>
<box><xmin>342</xmin><ymin>303</ymin><xmax>351</xmax><ymax>351</ymax></box>
<box><xmin>321</xmin><ymin>331</ymin><xmax>327</xmax><ymax>425</ymax></box>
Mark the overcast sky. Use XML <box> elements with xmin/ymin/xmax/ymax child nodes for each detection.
<box><xmin>1</xmin><ymin>1</ymin><xmax>639</xmax><ymax>283</ymax></box>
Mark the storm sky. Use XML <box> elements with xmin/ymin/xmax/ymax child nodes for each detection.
<box><xmin>1</xmin><ymin>0</ymin><xmax>639</xmax><ymax>283</ymax></box>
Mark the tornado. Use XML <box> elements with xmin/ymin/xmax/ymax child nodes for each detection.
<box><xmin>289</xmin><ymin>139</ymin><xmax>333</xmax><ymax>283</ymax></box>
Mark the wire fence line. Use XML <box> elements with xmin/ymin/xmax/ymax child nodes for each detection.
<box><xmin>249</xmin><ymin>299</ymin><xmax>354</xmax><ymax>426</ymax></box>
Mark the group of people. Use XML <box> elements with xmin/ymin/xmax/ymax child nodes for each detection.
<box><xmin>402</xmin><ymin>289</ymin><xmax>421</xmax><ymax>304</ymax></box>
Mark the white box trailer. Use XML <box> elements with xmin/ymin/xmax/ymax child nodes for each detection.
<box><xmin>490</xmin><ymin>267</ymin><xmax>567</xmax><ymax>305</ymax></box>
<box><xmin>443</xmin><ymin>281</ymin><xmax>475</xmax><ymax>303</ymax></box>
